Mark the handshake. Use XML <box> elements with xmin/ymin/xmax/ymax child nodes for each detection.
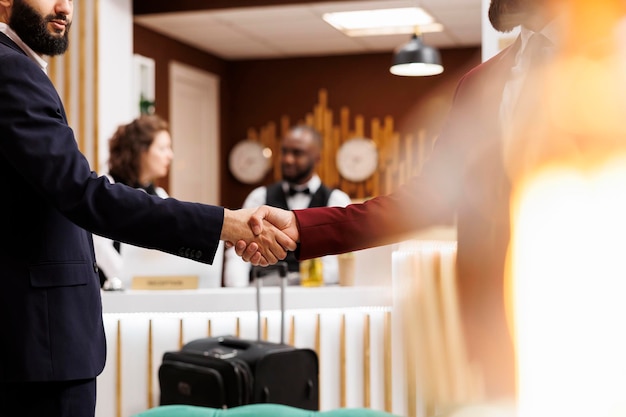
<box><xmin>221</xmin><ymin>205</ymin><xmax>299</xmax><ymax>266</ymax></box>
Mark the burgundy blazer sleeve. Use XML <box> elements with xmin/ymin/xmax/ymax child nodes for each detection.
<box><xmin>294</xmin><ymin>177</ymin><xmax>453</xmax><ymax>259</ymax></box>
<box><xmin>294</xmin><ymin>44</ymin><xmax>518</xmax><ymax>261</ymax></box>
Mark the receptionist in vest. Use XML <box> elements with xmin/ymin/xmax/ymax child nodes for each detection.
<box><xmin>223</xmin><ymin>125</ymin><xmax>351</xmax><ymax>286</ymax></box>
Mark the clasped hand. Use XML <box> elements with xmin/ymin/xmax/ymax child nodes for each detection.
<box><xmin>222</xmin><ymin>206</ymin><xmax>298</xmax><ymax>266</ymax></box>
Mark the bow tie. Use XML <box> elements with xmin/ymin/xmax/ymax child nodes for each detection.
<box><xmin>288</xmin><ymin>186</ymin><xmax>310</xmax><ymax>196</ymax></box>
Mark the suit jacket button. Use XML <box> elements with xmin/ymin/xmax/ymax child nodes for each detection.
<box><xmin>195</xmin><ymin>251</ymin><xmax>202</xmax><ymax>259</ymax></box>
<box><xmin>185</xmin><ymin>248</ymin><xmax>191</xmax><ymax>257</ymax></box>
<box><xmin>178</xmin><ymin>247</ymin><xmax>186</xmax><ymax>256</ymax></box>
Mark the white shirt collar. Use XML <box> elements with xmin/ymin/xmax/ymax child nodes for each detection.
<box><xmin>518</xmin><ymin>18</ymin><xmax>561</xmax><ymax>61</ymax></box>
<box><xmin>0</xmin><ymin>23</ymin><xmax>49</xmax><ymax>73</ymax></box>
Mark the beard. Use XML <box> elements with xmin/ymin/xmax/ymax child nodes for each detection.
<box><xmin>282</xmin><ymin>161</ymin><xmax>315</xmax><ymax>184</ymax></box>
<box><xmin>9</xmin><ymin>0</ymin><xmax>71</xmax><ymax>56</ymax></box>
<box><xmin>488</xmin><ymin>0</ymin><xmax>530</xmax><ymax>32</ymax></box>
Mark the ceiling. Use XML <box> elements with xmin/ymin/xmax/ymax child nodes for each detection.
<box><xmin>133</xmin><ymin>0</ymin><xmax>483</xmax><ymax>61</ymax></box>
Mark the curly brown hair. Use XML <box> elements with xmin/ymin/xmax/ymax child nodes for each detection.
<box><xmin>107</xmin><ymin>115</ymin><xmax>169</xmax><ymax>186</ymax></box>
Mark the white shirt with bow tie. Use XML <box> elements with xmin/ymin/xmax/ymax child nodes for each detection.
<box><xmin>223</xmin><ymin>174</ymin><xmax>352</xmax><ymax>287</ymax></box>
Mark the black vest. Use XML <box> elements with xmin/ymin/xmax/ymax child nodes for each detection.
<box><xmin>264</xmin><ymin>182</ymin><xmax>332</xmax><ymax>273</ymax></box>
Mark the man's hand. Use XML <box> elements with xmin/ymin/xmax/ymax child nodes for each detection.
<box><xmin>235</xmin><ymin>206</ymin><xmax>299</xmax><ymax>264</ymax></box>
<box><xmin>221</xmin><ymin>207</ymin><xmax>296</xmax><ymax>266</ymax></box>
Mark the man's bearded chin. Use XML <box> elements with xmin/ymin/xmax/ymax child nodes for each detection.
<box><xmin>9</xmin><ymin>0</ymin><xmax>71</xmax><ymax>56</ymax></box>
<box><xmin>488</xmin><ymin>0</ymin><xmax>527</xmax><ymax>32</ymax></box>
<box><xmin>282</xmin><ymin>163</ymin><xmax>315</xmax><ymax>184</ymax></box>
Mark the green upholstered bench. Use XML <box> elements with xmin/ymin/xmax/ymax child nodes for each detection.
<box><xmin>131</xmin><ymin>404</ymin><xmax>401</xmax><ymax>417</ymax></box>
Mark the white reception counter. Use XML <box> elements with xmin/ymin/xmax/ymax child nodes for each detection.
<box><xmin>101</xmin><ymin>285</ymin><xmax>392</xmax><ymax>314</ymax></box>
<box><xmin>98</xmin><ymin>285</ymin><xmax>396</xmax><ymax>417</ymax></box>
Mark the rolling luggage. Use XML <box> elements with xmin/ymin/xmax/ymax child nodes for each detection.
<box><xmin>158</xmin><ymin>262</ymin><xmax>319</xmax><ymax>410</ymax></box>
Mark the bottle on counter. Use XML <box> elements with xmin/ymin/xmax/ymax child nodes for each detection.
<box><xmin>300</xmin><ymin>257</ymin><xmax>324</xmax><ymax>287</ymax></box>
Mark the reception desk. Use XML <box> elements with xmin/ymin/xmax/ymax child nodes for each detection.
<box><xmin>95</xmin><ymin>238</ymin><xmax>470</xmax><ymax>417</ymax></box>
<box><xmin>97</xmin><ymin>285</ymin><xmax>399</xmax><ymax>417</ymax></box>
<box><xmin>101</xmin><ymin>285</ymin><xmax>391</xmax><ymax>314</ymax></box>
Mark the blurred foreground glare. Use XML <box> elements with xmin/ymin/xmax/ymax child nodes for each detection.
<box><xmin>505</xmin><ymin>1</ymin><xmax>626</xmax><ymax>416</ymax></box>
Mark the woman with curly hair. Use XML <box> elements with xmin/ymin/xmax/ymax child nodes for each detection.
<box><xmin>95</xmin><ymin>114</ymin><xmax>174</xmax><ymax>287</ymax></box>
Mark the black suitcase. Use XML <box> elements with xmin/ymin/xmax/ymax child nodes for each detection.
<box><xmin>158</xmin><ymin>262</ymin><xmax>319</xmax><ymax>410</ymax></box>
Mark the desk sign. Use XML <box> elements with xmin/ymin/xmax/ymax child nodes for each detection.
<box><xmin>131</xmin><ymin>275</ymin><xmax>199</xmax><ymax>290</ymax></box>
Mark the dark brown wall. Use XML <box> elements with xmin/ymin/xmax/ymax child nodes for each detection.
<box><xmin>133</xmin><ymin>24</ymin><xmax>481</xmax><ymax>207</ymax></box>
<box><xmin>223</xmin><ymin>49</ymin><xmax>480</xmax><ymax>207</ymax></box>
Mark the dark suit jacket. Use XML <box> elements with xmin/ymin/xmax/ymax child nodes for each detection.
<box><xmin>0</xmin><ymin>33</ymin><xmax>224</xmax><ymax>382</ymax></box>
<box><xmin>294</xmin><ymin>41</ymin><xmax>521</xmax><ymax>399</ymax></box>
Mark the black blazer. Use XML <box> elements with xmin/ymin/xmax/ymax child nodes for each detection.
<box><xmin>0</xmin><ymin>32</ymin><xmax>223</xmax><ymax>382</ymax></box>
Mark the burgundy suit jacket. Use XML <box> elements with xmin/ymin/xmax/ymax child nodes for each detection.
<box><xmin>294</xmin><ymin>40</ymin><xmax>521</xmax><ymax>399</ymax></box>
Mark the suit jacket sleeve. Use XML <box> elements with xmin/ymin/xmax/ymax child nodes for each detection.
<box><xmin>0</xmin><ymin>46</ymin><xmax>222</xmax><ymax>264</ymax></box>
<box><xmin>294</xmin><ymin>67</ymin><xmax>483</xmax><ymax>260</ymax></box>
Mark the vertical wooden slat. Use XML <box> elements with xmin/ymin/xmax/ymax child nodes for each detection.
<box><xmin>78</xmin><ymin>0</ymin><xmax>86</xmax><ymax>154</ymax></box>
<box><xmin>116</xmin><ymin>320</ymin><xmax>122</xmax><ymax>417</ymax></box>
<box><xmin>263</xmin><ymin>316</ymin><xmax>268</xmax><ymax>341</ymax></box>
<box><xmin>340</xmin><ymin>107</ymin><xmax>350</xmax><ymax>143</ymax></box>
<box><xmin>236</xmin><ymin>317</ymin><xmax>241</xmax><ymax>338</ymax></box>
<box><xmin>315</xmin><ymin>314</ymin><xmax>321</xmax><ymax>354</ymax></box>
<box><xmin>63</xmin><ymin>36</ymin><xmax>72</xmax><ymax>129</ymax></box>
<box><xmin>48</xmin><ymin>56</ymin><xmax>57</xmax><ymax>85</ymax></box>
<box><xmin>247</xmin><ymin>127</ymin><xmax>258</xmax><ymax>141</ymax></box>
<box><xmin>363</xmin><ymin>314</ymin><xmax>371</xmax><ymax>408</ymax></box>
<box><xmin>178</xmin><ymin>319</ymin><xmax>184</xmax><ymax>349</ymax></box>
<box><xmin>354</xmin><ymin>115</ymin><xmax>364</xmax><ymax>138</ymax></box>
<box><xmin>384</xmin><ymin>311</ymin><xmax>392</xmax><ymax>413</ymax></box>
<box><xmin>147</xmin><ymin>320</ymin><xmax>154</xmax><ymax>409</ymax></box>
<box><xmin>289</xmin><ymin>315</ymin><xmax>296</xmax><ymax>346</ymax></box>
<box><xmin>340</xmin><ymin>314</ymin><xmax>346</xmax><ymax>407</ymax></box>
<box><xmin>92</xmin><ymin>0</ymin><xmax>100</xmax><ymax>170</ymax></box>
<box><xmin>407</xmin><ymin>351</ymin><xmax>417</xmax><ymax>417</ymax></box>
<box><xmin>331</xmin><ymin>127</ymin><xmax>341</xmax><ymax>187</ymax></box>
<box><xmin>207</xmin><ymin>319</ymin><xmax>212</xmax><ymax>337</ymax></box>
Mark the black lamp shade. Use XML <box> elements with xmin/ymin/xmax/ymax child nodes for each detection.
<box><xmin>390</xmin><ymin>34</ymin><xmax>443</xmax><ymax>76</ymax></box>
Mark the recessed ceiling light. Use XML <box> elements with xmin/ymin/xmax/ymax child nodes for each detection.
<box><xmin>323</xmin><ymin>7</ymin><xmax>443</xmax><ymax>37</ymax></box>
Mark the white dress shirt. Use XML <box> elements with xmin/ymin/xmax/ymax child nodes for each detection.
<box><xmin>500</xmin><ymin>22</ymin><xmax>559</xmax><ymax>134</ymax></box>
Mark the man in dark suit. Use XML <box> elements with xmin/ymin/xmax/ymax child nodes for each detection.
<box><xmin>0</xmin><ymin>1</ymin><xmax>294</xmax><ymax>416</ymax></box>
<box><xmin>240</xmin><ymin>0</ymin><xmax>562</xmax><ymax>401</ymax></box>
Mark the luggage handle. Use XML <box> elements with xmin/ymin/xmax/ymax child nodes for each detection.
<box><xmin>252</xmin><ymin>262</ymin><xmax>288</xmax><ymax>344</ymax></box>
<box><xmin>216</xmin><ymin>336</ymin><xmax>252</xmax><ymax>350</ymax></box>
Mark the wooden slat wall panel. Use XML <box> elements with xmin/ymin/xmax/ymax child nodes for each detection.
<box><xmin>392</xmin><ymin>241</ymin><xmax>480</xmax><ymax>417</ymax></box>
<box><xmin>47</xmin><ymin>0</ymin><xmax>99</xmax><ymax>169</ymax></box>
<box><xmin>247</xmin><ymin>89</ymin><xmax>436</xmax><ymax>200</ymax></box>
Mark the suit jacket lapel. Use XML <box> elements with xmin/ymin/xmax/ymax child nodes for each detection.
<box><xmin>0</xmin><ymin>31</ymin><xmax>26</xmax><ymax>55</ymax></box>
<box><xmin>483</xmin><ymin>37</ymin><xmax>521</xmax><ymax>119</ymax></box>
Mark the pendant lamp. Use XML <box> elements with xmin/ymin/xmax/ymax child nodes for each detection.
<box><xmin>390</xmin><ymin>27</ymin><xmax>443</xmax><ymax>76</ymax></box>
